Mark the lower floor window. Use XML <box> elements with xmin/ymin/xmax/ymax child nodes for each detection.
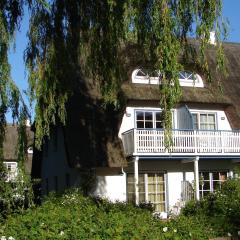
<box><xmin>3</xmin><ymin>162</ymin><xmax>17</xmax><ymax>182</ymax></box>
<box><xmin>127</xmin><ymin>173</ymin><xmax>166</xmax><ymax>212</ymax></box>
<box><xmin>199</xmin><ymin>171</ymin><xmax>228</xmax><ymax>198</ymax></box>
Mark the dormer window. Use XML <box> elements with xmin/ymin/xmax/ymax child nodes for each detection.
<box><xmin>132</xmin><ymin>69</ymin><xmax>161</xmax><ymax>84</ymax></box>
<box><xmin>178</xmin><ymin>71</ymin><xmax>204</xmax><ymax>87</ymax></box>
<box><xmin>132</xmin><ymin>68</ymin><xmax>204</xmax><ymax>87</ymax></box>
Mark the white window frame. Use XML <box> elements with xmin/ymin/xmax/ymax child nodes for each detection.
<box><xmin>127</xmin><ymin>172</ymin><xmax>167</xmax><ymax>212</ymax></box>
<box><xmin>3</xmin><ymin>162</ymin><xmax>18</xmax><ymax>182</ymax></box>
<box><xmin>191</xmin><ymin>111</ymin><xmax>217</xmax><ymax>130</ymax></box>
<box><xmin>135</xmin><ymin>110</ymin><xmax>164</xmax><ymax>129</ymax></box>
<box><xmin>131</xmin><ymin>69</ymin><xmax>204</xmax><ymax>87</ymax></box>
<box><xmin>199</xmin><ymin>171</ymin><xmax>228</xmax><ymax>198</ymax></box>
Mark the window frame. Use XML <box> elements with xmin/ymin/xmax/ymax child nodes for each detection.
<box><xmin>191</xmin><ymin>112</ymin><xmax>217</xmax><ymax>130</ymax></box>
<box><xmin>135</xmin><ymin>110</ymin><xmax>164</xmax><ymax>129</ymax></box>
<box><xmin>199</xmin><ymin>171</ymin><xmax>228</xmax><ymax>198</ymax></box>
<box><xmin>131</xmin><ymin>68</ymin><xmax>204</xmax><ymax>87</ymax></box>
<box><xmin>127</xmin><ymin>172</ymin><xmax>167</xmax><ymax>212</ymax></box>
<box><xmin>3</xmin><ymin>162</ymin><xmax>18</xmax><ymax>182</ymax></box>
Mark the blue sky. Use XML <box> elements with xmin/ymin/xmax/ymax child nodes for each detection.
<box><xmin>7</xmin><ymin>0</ymin><xmax>240</xmax><ymax>122</ymax></box>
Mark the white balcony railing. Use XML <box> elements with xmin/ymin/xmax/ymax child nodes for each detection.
<box><xmin>122</xmin><ymin>129</ymin><xmax>240</xmax><ymax>157</ymax></box>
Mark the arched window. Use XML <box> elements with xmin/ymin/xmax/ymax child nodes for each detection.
<box><xmin>132</xmin><ymin>68</ymin><xmax>204</xmax><ymax>87</ymax></box>
<box><xmin>132</xmin><ymin>69</ymin><xmax>161</xmax><ymax>84</ymax></box>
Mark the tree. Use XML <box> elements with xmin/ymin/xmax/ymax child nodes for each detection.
<box><xmin>1</xmin><ymin>0</ymin><xmax>227</xmax><ymax>151</ymax></box>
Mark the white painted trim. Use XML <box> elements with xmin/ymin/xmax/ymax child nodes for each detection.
<box><xmin>194</xmin><ymin>157</ymin><xmax>200</xmax><ymax>200</ymax></box>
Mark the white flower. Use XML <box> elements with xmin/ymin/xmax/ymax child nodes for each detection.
<box><xmin>173</xmin><ymin>229</ymin><xmax>177</xmax><ymax>233</ymax></box>
<box><xmin>60</xmin><ymin>231</ymin><xmax>64</xmax><ymax>236</ymax></box>
<box><xmin>8</xmin><ymin>237</ymin><xmax>15</xmax><ymax>240</ymax></box>
<box><xmin>1</xmin><ymin>236</ymin><xmax>6</xmax><ymax>240</ymax></box>
<box><xmin>163</xmin><ymin>227</ymin><xmax>168</xmax><ymax>232</ymax></box>
<box><xmin>227</xmin><ymin>233</ymin><xmax>232</xmax><ymax>237</ymax></box>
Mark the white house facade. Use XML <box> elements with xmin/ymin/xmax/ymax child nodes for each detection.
<box><xmin>35</xmin><ymin>41</ymin><xmax>240</xmax><ymax>218</ymax></box>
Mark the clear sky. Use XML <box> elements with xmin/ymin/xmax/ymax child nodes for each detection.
<box><xmin>6</xmin><ymin>0</ymin><xmax>240</xmax><ymax>122</ymax></box>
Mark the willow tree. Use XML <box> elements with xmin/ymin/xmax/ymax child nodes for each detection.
<box><xmin>1</xmin><ymin>0</ymin><xmax>227</xmax><ymax>150</ymax></box>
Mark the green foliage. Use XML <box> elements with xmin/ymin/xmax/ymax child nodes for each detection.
<box><xmin>22</xmin><ymin>0</ymin><xmax>227</xmax><ymax>148</ymax></box>
<box><xmin>1</xmin><ymin>189</ymin><xmax>219</xmax><ymax>240</ymax></box>
<box><xmin>181</xmin><ymin>177</ymin><xmax>240</xmax><ymax>238</ymax></box>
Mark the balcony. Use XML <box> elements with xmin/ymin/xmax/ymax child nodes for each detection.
<box><xmin>122</xmin><ymin>129</ymin><xmax>240</xmax><ymax>157</ymax></box>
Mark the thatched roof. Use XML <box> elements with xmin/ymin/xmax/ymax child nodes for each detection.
<box><xmin>3</xmin><ymin>124</ymin><xmax>34</xmax><ymax>174</ymax></box>
<box><xmin>121</xmin><ymin>41</ymin><xmax>240</xmax><ymax>129</ymax></box>
<box><xmin>32</xmin><ymin>41</ymin><xmax>240</xmax><ymax>173</ymax></box>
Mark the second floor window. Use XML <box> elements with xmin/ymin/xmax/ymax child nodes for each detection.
<box><xmin>136</xmin><ymin>111</ymin><xmax>163</xmax><ymax>129</ymax></box>
<box><xmin>192</xmin><ymin>113</ymin><xmax>216</xmax><ymax>130</ymax></box>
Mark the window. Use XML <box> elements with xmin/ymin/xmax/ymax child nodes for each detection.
<box><xmin>192</xmin><ymin>113</ymin><xmax>216</xmax><ymax>130</ymax></box>
<box><xmin>127</xmin><ymin>173</ymin><xmax>166</xmax><ymax>212</ymax></box>
<box><xmin>199</xmin><ymin>171</ymin><xmax>228</xmax><ymax>198</ymax></box>
<box><xmin>3</xmin><ymin>162</ymin><xmax>17</xmax><ymax>182</ymax></box>
<box><xmin>179</xmin><ymin>71</ymin><xmax>197</xmax><ymax>81</ymax></box>
<box><xmin>132</xmin><ymin>69</ymin><xmax>161</xmax><ymax>84</ymax></box>
<box><xmin>136</xmin><ymin>111</ymin><xmax>163</xmax><ymax>129</ymax></box>
<box><xmin>132</xmin><ymin>68</ymin><xmax>204</xmax><ymax>87</ymax></box>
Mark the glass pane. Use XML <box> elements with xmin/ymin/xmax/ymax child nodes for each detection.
<box><xmin>137</xmin><ymin>121</ymin><xmax>144</xmax><ymax>128</ymax></box>
<box><xmin>148</xmin><ymin>174</ymin><xmax>155</xmax><ymax>183</ymax></box>
<box><xmin>156</xmin><ymin>174</ymin><xmax>164</xmax><ymax>182</ymax></box>
<box><xmin>200</xmin><ymin>123</ymin><xmax>208</xmax><ymax>130</ymax></box>
<box><xmin>137</xmin><ymin>69</ymin><xmax>147</xmax><ymax>77</ymax></box>
<box><xmin>156</xmin><ymin>121</ymin><xmax>163</xmax><ymax>129</ymax></box>
<box><xmin>202</xmin><ymin>181</ymin><xmax>210</xmax><ymax>190</ymax></box>
<box><xmin>139</xmin><ymin>174</ymin><xmax>144</xmax><ymax>182</ymax></box>
<box><xmin>208</xmin><ymin>114</ymin><xmax>215</xmax><ymax>123</ymax></box>
<box><xmin>127</xmin><ymin>184</ymin><xmax>134</xmax><ymax>192</ymax></box>
<box><xmin>145</xmin><ymin>112</ymin><xmax>153</xmax><ymax>121</ymax></box>
<box><xmin>219</xmin><ymin>172</ymin><xmax>227</xmax><ymax>181</ymax></box>
<box><xmin>136</xmin><ymin>112</ymin><xmax>144</xmax><ymax>121</ymax></box>
<box><xmin>127</xmin><ymin>174</ymin><xmax>134</xmax><ymax>182</ymax></box>
<box><xmin>157</xmin><ymin>183</ymin><xmax>165</xmax><ymax>192</ymax></box>
<box><xmin>212</xmin><ymin>172</ymin><xmax>219</xmax><ymax>180</ymax></box>
<box><xmin>139</xmin><ymin>193</ymin><xmax>145</xmax><ymax>202</ymax></box>
<box><xmin>201</xmin><ymin>172</ymin><xmax>210</xmax><ymax>180</ymax></box>
<box><xmin>128</xmin><ymin>193</ymin><xmax>134</xmax><ymax>203</ymax></box>
<box><xmin>145</xmin><ymin>121</ymin><xmax>153</xmax><ymax>128</ymax></box>
<box><xmin>208</xmin><ymin>124</ymin><xmax>216</xmax><ymax>130</ymax></box>
<box><xmin>148</xmin><ymin>194</ymin><xmax>155</xmax><ymax>202</ymax></box>
<box><xmin>148</xmin><ymin>184</ymin><xmax>155</xmax><ymax>192</ymax></box>
<box><xmin>213</xmin><ymin>181</ymin><xmax>221</xmax><ymax>190</ymax></box>
<box><xmin>139</xmin><ymin>183</ymin><xmax>145</xmax><ymax>192</ymax></box>
<box><xmin>200</xmin><ymin>114</ymin><xmax>207</xmax><ymax>122</ymax></box>
<box><xmin>155</xmin><ymin>112</ymin><xmax>162</xmax><ymax>121</ymax></box>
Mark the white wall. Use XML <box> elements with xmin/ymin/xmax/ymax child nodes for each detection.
<box><xmin>118</xmin><ymin>106</ymin><xmax>232</xmax><ymax>138</ymax></box>
<box><xmin>94</xmin><ymin>174</ymin><xmax>126</xmax><ymax>202</ymax></box>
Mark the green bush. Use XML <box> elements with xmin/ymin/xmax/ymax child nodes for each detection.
<box><xmin>181</xmin><ymin>177</ymin><xmax>240</xmax><ymax>238</ymax></box>
<box><xmin>1</xmin><ymin>189</ymin><xmax>219</xmax><ymax>240</ymax></box>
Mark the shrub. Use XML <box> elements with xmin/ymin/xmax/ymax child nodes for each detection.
<box><xmin>181</xmin><ymin>177</ymin><xmax>240</xmax><ymax>238</ymax></box>
<box><xmin>1</xmin><ymin>189</ymin><xmax>219</xmax><ymax>240</ymax></box>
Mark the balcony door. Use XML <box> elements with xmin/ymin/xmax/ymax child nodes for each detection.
<box><xmin>135</xmin><ymin>111</ymin><xmax>163</xmax><ymax>129</ymax></box>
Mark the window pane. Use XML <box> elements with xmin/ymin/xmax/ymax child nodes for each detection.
<box><xmin>201</xmin><ymin>172</ymin><xmax>210</xmax><ymax>180</ymax></box>
<box><xmin>137</xmin><ymin>121</ymin><xmax>144</xmax><ymax>128</ymax></box>
<box><xmin>200</xmin><ymin>114</ymin><xmax>207</xmax><ymax>122</ymax></box>
<box><xmin>136</xmin><ymin>112</ymin><xmax>144</xmax><ymax>121</ymax></box>
<box><xmin>156</xmin><ymin>112</ymin><xmax>162</xmax><ymax>121</ymax></box>
<box><xmin>145</xmin><ymin>121</ymin><xmax>153</xmax><ymax>128</ymax></box>
<box><xmin>145</xmin><ymin>112</ymin><xmax>153</xmax><ymax>121</ymax></box>
<box><xmin>219</xmin><ymin>172</ymin><xmax>227</xmax><ymax>181</ymax></box>
<box><xmin>208</xmin><ymin>114</ymin><xmax>215</xmax><ymax>123</ymax></box>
